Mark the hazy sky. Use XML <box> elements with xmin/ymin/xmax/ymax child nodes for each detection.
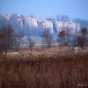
<box><xmin>0</xmin><ymin>0</ymin><xmax>88</xmax><ymax>20</ymax></box>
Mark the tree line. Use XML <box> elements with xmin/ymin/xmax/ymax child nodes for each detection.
<box><xmin>0</xmin><ymin>24</ymin><xmax>88</xmax><ymax>55</ymax></box>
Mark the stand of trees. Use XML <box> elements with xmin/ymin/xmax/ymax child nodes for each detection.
<box><xmin>0</xmin><ymin>25</ymin><xmax>14</xmax><ymax>55</ymax></box>
<box><xmin>57</xmin><ymin>27</ymin><xmax>88</xmax><ymax>48</ymax></box>
<box><xmin>0</xmin><ymin>25</ymin><xmax>23</xmax><ymax>55</ymax></box>
<box><xmin>0</xmin><ymin>23</ymin><xmax>88</xmax><ymax>56</ymax></box>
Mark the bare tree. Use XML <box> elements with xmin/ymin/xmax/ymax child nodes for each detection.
<box><xmin>42</xmin><ymin>29</ymin><xmax>52</xmax><ymax>48</ymax></box>
<box><xmin>14</xmin><ymin>32</ymin><xmax>24</xmax><ymax>50</ymax></box>
<box><xmin>28</xmin><ymin>37</ymin><xmax>35</xmax><ymax>51</ymax></box>
<box><xmin>0</xmin><ymin>25</ymin><xmax>16</xmax><ymax>56</ymax></box>
<box><xmin>58</xmin><ymin>30</ymin><xmax>67</xmax><ymax>46</ymax></box>
<box><xmin>77</xmin><ymin>27</ymin><xmax>87</xmax><ymax>48</ymax></box>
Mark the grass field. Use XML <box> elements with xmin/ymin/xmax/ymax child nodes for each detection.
<box><xmin>0</xmin><ymin>47</ymin><xmax>88</xmax><ymax>88</ymax></box>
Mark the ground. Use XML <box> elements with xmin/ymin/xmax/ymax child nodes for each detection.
<box><xmin>0</xmin><ymin>47</ymin><xmax>88</xmax><ymax>88</ymax></box>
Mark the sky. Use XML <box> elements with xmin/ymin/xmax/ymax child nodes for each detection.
<box><xmin>0</xmin><ymin>0</ymin><xmax>88</xmax><ymax>20</ymax></box>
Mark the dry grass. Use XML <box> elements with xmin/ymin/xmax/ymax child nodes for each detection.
<box><xmin>0</xmin><ymin>48</ymin><xmax>88</xmax><ymax>88</ymax></box>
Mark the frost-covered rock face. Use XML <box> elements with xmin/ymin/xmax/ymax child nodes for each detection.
<box><xmin>16</xmin><ymin>16</ymin><xmax>24</xmax><ymax>28</ymax></box>
<box><xmin>55</xmin><ymin>21</ymin><xmax>63</xmax><ymax>32</ymax></box>
<box><xmin>24</xmin><ymin>16</ymin><xmax>38</xmax><ymax>28</ymax></box>
<box><xmin>0</xmin><ymin>14</ymin><xmax>84</xmax><ymax>47</ymax></box>
<box><xmin>23</xmin><ymin>16</ymin><xmax>40</xmax><ymax>37</ymax></box>
<box><xmin>55</xmin><ymin>21</ymin><xmax>80</xmax><ymax>34</ymax></box>
<box><xmin>40</xmin><ymin>20</ymin><xmax>54</xmax><ymax>33</ymax></box>
<box><xmin>0</xmin><ymin>14</ymin><xmax>81</xmax><ymax>35</ymax></box>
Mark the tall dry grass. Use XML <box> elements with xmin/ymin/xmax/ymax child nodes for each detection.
<box><xmin>0</xmin><ymin>52</ymin><xmax>88</xmax><ymax>88</ymax></box>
